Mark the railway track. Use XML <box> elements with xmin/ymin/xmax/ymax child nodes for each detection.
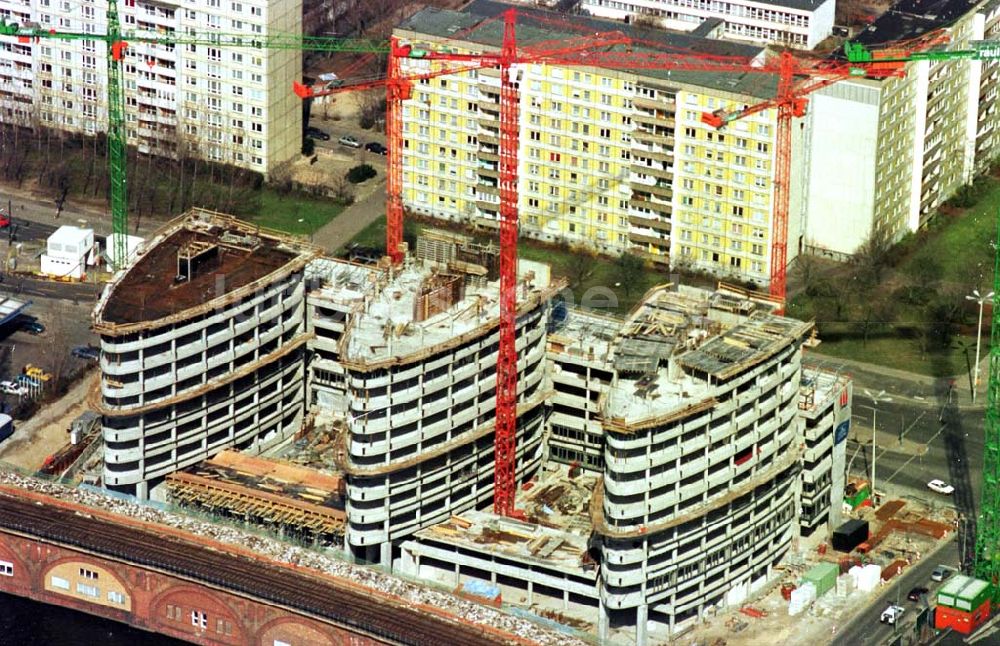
<box><xmin>0</xmin><ymin>493</ymin><xmax>511</xmax><ymax>646</ymax></box>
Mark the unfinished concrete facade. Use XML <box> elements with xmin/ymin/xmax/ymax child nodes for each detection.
<box><xmin>395</xmin><ymin>285</ymin><xmax>846</xmax><ymax>645</ymax></box>
<box><xmin>93</xmin><ymin>209</ymin><xmax>318</xmax><ymax>499</ymax></box>
<box><xmin>595</xmin><ymin>287</ymin><xmax>811</xmax><ymax>640</ymax></box>
<box><xmin>301</xmin><ymin>256</ymin><xmax>560</xmax><ymax>566</ymax></box>
<box><xmin>797</xmin><ymin>367</ymin><xmax>852</xmax><ymax>536</ymax></box>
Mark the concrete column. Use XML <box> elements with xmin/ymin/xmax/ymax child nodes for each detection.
<box><xmin>636</xmin><ymin>604</ymin><xmax>648</xmax><ymax>646</ymax></box>
<box><xmin>527</xmin><ymin>580</ymin><xmax>534</xmax><ymax>605</ymax></box>
<box><xmin>598</xmin><ymin>598</ymin><xmax>610</xmax><ymax>643</ymax></box>
<box><xmin>380</xmin><ymin>541</ymin><xmax>392</xmax><ymax>570</ymax></box>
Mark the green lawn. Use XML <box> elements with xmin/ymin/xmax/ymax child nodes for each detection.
<box><xmin>249</xmin><ymin>189</ymin><xmax>347</xmax><ymax>236</ymax></box>
<box><xmin>805</xmin><ymin>174</ymin><xmax>1000</xmax><ymax>377</ymax></box>
<box><xmin>346</xmin><ymin>214</ymin><xmax>390</xmax><ymax>250</ymax></box>
<box><xmin>810</xmin><ymin>326</ymin><xmax>983</xmax><ymax>377</ymax></box>
<box><xmin>895</xmin><ymin>179</ymin><xmax>1000</xmax><ymax>285</ymax></box>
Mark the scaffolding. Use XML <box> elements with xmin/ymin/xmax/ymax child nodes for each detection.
<box><xmin>165</xmin><ymin>450</ymin><xmax>345</xmax><ymax>546</ymax></box>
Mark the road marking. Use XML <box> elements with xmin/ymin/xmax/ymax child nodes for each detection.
<box><xmin>884</xmin><ymin>423</ymin><xmax>947</xmax><ymax>484</ymax></box>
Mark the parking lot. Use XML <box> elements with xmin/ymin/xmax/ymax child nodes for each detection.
<box><xmin>0</xmin><ymin>291</ymin><xmax>99</xmax><ymax>470</ymax></box>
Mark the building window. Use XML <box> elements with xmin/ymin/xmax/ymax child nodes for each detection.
<box><xmin>79</xmin><ymin>568</ymin><xmax>99</xmax><ymax>580</ymax></box>
<box><xmin>191</xmin><ymin>610</ymin><xmax>208</xmax><ymax>628</ymax></box>
<box><xmin>0</xmin><ymin>561</ymin><xmax>12</xmax><ymax>577</ymax></box>
<box><xmin>108</xmin><ymin>590</ymin><xmax>126</xmax><ymax>604</ymax></box>
<box><xmin>51</xmin><ymin>576</ymin><xmax>69</xmax><ymax>590</ymax></box>
<box><xmin>76</xmin><ymin>582</ymin><xmax>99</xmax><ymax>598</ymax></box>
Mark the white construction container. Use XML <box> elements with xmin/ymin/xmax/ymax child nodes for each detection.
<box><xmin>789</xmin><ymin>581</ymin><xmax>817</xmax><ymax>616</ymax></box>
<box><xmin>40</xmin><ymin>225</ymin><xmax>94</xmax><ymax>280</ymax></box>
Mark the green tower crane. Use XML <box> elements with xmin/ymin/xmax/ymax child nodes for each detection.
<box><xmin>847</xmin><ymin>36</ymin><xmax>1000</xmax><ymax>599</ymax></box>
<box><xmin>0</xmin><ymin>7</ymin><xmax>388</xmax><ymax>267</ymax></box>
<box><xmin>977</xmin><ymin>212</ymin><xmax>1000</xmax><ymax>598</ymax></box>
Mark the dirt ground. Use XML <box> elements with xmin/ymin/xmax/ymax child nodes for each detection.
<box><xmin>0</xmin><ymin>371</ymin><xmax>96</xmax><ymax>470</ymax></box>
<box><xmin>0</xmin><ymin>297</ymin><xmax>99</xmax><ymax>470</ymax></box>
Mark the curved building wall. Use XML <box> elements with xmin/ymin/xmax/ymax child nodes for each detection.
<box><xmin>99</xmin><ymin>273</ymin><xmax>308</xmax><ymax>498</ymax></box>
<box><xmin>599</xmin><ymin>341</ymin><xmax>804</xmax><ymax>635</ymax></box>
<box><xmin>343</xmin><ymin>306</ymin><xmax>549</xmax><ymax>564</ymax></box>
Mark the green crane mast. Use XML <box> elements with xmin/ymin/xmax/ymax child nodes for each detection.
<box><xmin>0</xmin><ymin>6</ymin><xmax>388</xmax><ymax>267</ymax></box>
<box><xmin>977</xmin><ymin>211</ymin><xmax>1000</xmax><ymax>599</ymax></box>
<box><xmin>847</xmin><ymin>36</ymin><xmax>1000</xmax><ymax>599</ymax></box>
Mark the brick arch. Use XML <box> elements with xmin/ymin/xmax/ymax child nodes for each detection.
<box><xmin>149</xmin><ymin>584</ymin><xmax>244</xmax><ymax>644</ymax></box>
<box><xmin>257</xmin><ymin>615</ymin><xmax>343</xmax><ymax>646</ymax></box>
<box><xmin>0</xmin><ymin>535</ymin><xmax>31</xmax><ymax>590</ymax></box>
<box><xmin>42</xmin><ymin>554</ymin><xmax>130</xmax><ymax>591</ymax></box>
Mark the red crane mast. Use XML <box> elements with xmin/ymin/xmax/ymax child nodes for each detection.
<box><xmin>295</xmin><ymin>10</ymin><xmax>941</xmax><ymax>515</ymax></box>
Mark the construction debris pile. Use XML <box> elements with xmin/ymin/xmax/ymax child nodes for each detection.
<box><xmin>277</xmin><ymin>425</ymin><xmax>345</xmax><ymax>472</ymax></box>
<box><xmin>0</xmin><ymin>469</ymin><xmax>585</xmax><ymax>646</ymax></box>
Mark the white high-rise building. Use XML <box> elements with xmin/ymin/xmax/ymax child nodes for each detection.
<box><xmin>0</xmin><ymin>0</ymin><xmax>302</xmax><ymax>176</ymax></box>
<box><xmin>582</xmin><ymin>0</ymin><xmax>836</xmax><ymax>50</ymax></box>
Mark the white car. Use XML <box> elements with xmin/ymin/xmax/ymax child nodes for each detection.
<box><xmin>927</xmin><ymin>479</ymin><xmax>955</xmax><ymax>495</ymax></box>
<box><xmin>880</xmin><ymin>605</ymin><xmax>905</xmax><ymax>625</ymax></box>
<box><xmin>338</xmin><ymin>134</ymin><xmax>361</xmax><ymax>148</ymax></box>
<box><xmin>0</xmin><ymin>380</ymin><xmax>26</xmax><ymax>396</ymax></box>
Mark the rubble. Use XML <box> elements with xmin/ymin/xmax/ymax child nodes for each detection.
<box><xmin>0</xmin><ymin>469</ymin><xmax>586</xmax><ymax>645</ymax></box>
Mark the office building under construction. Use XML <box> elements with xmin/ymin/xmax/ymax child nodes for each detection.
<box><xmin>98</xmin><ymin>211</ymin><xmax>851</xmax><ymax>644</ymax></box>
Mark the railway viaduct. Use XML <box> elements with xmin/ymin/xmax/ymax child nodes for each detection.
<box><xmin>0</xmin><ymin>487</ymin><xmax>521</xmax><ymax>646</ymax></box>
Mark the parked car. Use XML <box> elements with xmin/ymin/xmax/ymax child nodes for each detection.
<box><xmin>305</xmin><ymin>126</ymin><xmax>330</xmax><ymax>141</ymax></box>
<box><xmin>0</xmin><ymin>380</ymin><xmax>27</xmax><ymax>396</ymax></box>
<box><xmin>20</xmin><ymin>319</ymin><xmax>44</xmax><ymax>335</ymax></box>
<box><xmin>928</xmin><ymin>479</ymin><xmax>955</xmax><ymax>495</ymax></box>
<box><xmin>880</xmin><ymin>605</ymin><xmax>905</xmax><ymax>625</ymax></box>
<box><xmin>931</xmin><ymin>565</ymin><xmax>953</xmax><ymax>582</ymax></box>
<box><xmin>906</xmin><ymin>586</ymin><xmax>929</xmax><ymax>602</ymax></box>
<box><xmin>72</xmin><ymin>345</ymin><xmax>100</xmax><ymax>362</ymax></box>
<box><xmin>338</xmin><ymin>134</ymin><xmax>361</xmax><ymax>148</ymax></box>
<box><xmin>364</xmin><ymin>141</ymin><xmax>387</xmax><ymax>155</ymax></box>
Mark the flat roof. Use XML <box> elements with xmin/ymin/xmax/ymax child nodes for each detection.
<box><xmin>413</xmin><ymin>466</ymin><xmax>597</xmax><ymax>575</ymax></box>
<box><xmin>547</xmin><ymin>307</ymin><xmax>621</xmax><ymax>367</ymax></box>
<box><xmin>398</xmin><ymin>0</ymin><xmax>777</xmax><ymax>100</ymax></box>
<box><xmin>337</xmin><ymin>259</ymin><xmax>556</xmax><ymax>368</ymax></box>
<box><xmin>851</xmin><ymin>0</ymin><xmax>979</xmax><ymax>46</ymax></box>
<box><xmin>96</xmin><ymin>209</ymin><xmax>317</xmax><ymax>327</ymax></box>
<box><xmin>0</xmin><ymin>297</ymin><xmax>29</xmax><ymax>327</ymax></box>
<box><xmin>799</xmin><ymin>366</ymin><xmax>850</xmax><ymax>416</ymax></box>
<box><xmin>603</xmin><ymin>284</ymin><xmax>813</xmax><ymax>428</ymax></box>
<box><xmin>165</xmin><ymin>450</ymin><xmax>345</xmax><ymax>535</ymax></box>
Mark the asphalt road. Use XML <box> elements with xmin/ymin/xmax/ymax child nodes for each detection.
<box><xmin>835</xmin><ymin>541</ymin><xmax>960</xmax><ymax>645</ymax></box>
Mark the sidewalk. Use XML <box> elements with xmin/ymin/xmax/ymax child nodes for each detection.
<box><xmin>805</xmin><ymin>351</ymin><xmax>983</xmax><ymax>411</ymax></box>
<box><xmin>311</xmin><ymin>176</ymin><xmax>386</xmax><ymax>254</ymax></box>
<box><xmin>0</xmin><ymin>184</ymin><xmax>164</xmax><ymax>238</ymax></box>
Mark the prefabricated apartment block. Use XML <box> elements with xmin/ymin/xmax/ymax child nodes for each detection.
<box><xmin>0</xmin><ymin>0</ymin><xmax>303</xmax><ymax>175</ymax></box>
<box><xmin>395</xmin><ymin>0</ymin><xmax>799</xmax><ymax>287</ymax></box>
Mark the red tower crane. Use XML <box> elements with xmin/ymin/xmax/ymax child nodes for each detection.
<box><xmin>295</xmin><ymin>10</ymin><xmax>941</xmax><ymax>516</ymax></box>
<box><xmin>294</xmin><ymin>10</ymin><xmax>629</xmax><ymax>516</ymax></box>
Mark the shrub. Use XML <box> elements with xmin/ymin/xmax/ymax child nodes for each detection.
<box><xmin>347</xmin><ymin>164</ymin><xmax>377</xmax><ymax>184</ymax></box>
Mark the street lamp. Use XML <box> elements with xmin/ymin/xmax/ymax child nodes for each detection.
<box><xmin>864</xmin><ymin>389</ymin><xmax>892</xmax><ymax>503</ymax></box>
<box><xmin>966</xmin><ymin>289</ymin><xmax>994</xmax><ymax>404</ymax></box>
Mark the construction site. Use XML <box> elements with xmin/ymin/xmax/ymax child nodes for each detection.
<box><xmin>2</xmin><ymin>0</ymin><xmax>1000</xmax><ymax>643</ymax></box>
<box><xmin>61</xmin><ymin>204</ymin><xmax>939</xmax><ymax>643</ymax></box>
